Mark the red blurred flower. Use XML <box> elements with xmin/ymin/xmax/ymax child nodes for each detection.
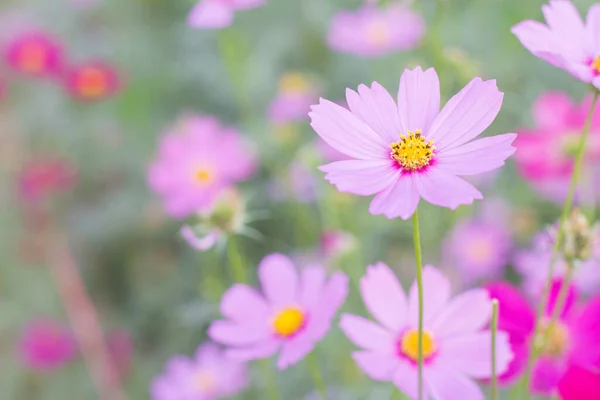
<box><xmin>64</xmin><ymin>61</ymin><xmax>120</xmax><ymax>101</ymax></box>
<box><xmin>17</xmin><ymin>158</ymin><xmax>77</xmax><ymax>203</ymax></box>
<box><xmin>4</xmin><ymin>31</ymin><xmax>63</xmax><ymax>76</ymax></box>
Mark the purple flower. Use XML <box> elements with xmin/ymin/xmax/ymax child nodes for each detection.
<box><xmin>512</xmin><ymin>0</ymin><xmax>600</xmax><ymax>89</ymax></box>
<box><xmin>309</xmin><ymin>66</ymin><xmax>517</xmax><ymax>220</ymax></box>
<box><xmin>188</xmin><ymin>0</ymin><xmax>265</xmax><ymax>29</ymax></box>
<box><xmin>267</xmin><ymin>72</ymin><xmax>319</xmax><ymax>125</ymax></box>
<box><xmin>19</xmin><ymin>319</ymin><xmax>77</xmax><ymax>371</ymax></box>
<box><xmin>151</xmin><ymin>343</ymin><xmax>248</xmax><ymax>399</ymax></box>
<box><xmin>147</xmin><ymin>115</ymin><xmax>256</xmax><ymax>219</ymax></box>
<box><xmin>327</xmin><ymin>4</ymin><xmax>424</xmax><ymax>57</ymax></box>
<box><xmin>208</xmin><ymin>254</ymin><xmax>349</xmax><ymax>369</ymax></box>
<box><xmin>340</xmin><ymin>263</ymin><xmax>513</xmax><ymax>399</ymax></box>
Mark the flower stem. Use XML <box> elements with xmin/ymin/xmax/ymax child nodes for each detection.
<box><xmin>260</xmin><ymin>359</ymin><xmax>280</xmax><ymax>400</ymax></box>
<box><xmin>307</xmin><ymin>351</ymin><xmax>329</xmax><ymax>400</ymax></box>
<box><xmin>412</xmin><ymin>210</ymin><xmax>424</xmax><ymax>400</ymax></box>
<box><xmin>227</xmin><ymin>235</ymin><xmax>246</xmax><ymax>283</ymax></box>
<box><xmin>543</xmin><ymin>262</ymin><xmax>576</xmax><ymax>345</ymax></box>
<box><xmin>490</xmin><ymin>299</ymin><xmax>499</xmax><ymax>400</ymax></box>
<box><xmin>519</xmin><ymin>90</ymin><xmax>599</xmax><ymax>399</ymax></box>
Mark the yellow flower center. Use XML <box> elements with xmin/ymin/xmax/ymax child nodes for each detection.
<box><xmin>194</xmin><ymin>167</ymin><xmax>214</xmax><ymax>186</ymax></box>
<box><xmin>20</xmin><ymin>42</ymin><xmax>46</xmax><ymax>73</ymax></box>
<box><xmin>279</xmin><ymin>72</ymin><xmax>309</xmax><ymax>95</ymax></box>
<box><xmin>400</xmin><ymin>329</ymin><xmax>437</xmax><ymax>361</ymax></box>
<box><xmin>592</xmin><ymin>55</ymin><xmax>600</xmax><ymax>74</ymax></box>
<box><xmin>390</xmin><ymin>130</ymin><xmax>435</xmax><ymax>171</ymax></box>
<box><xmin>272</xmin><ymin>307</ymin><xmax>305</xmax><ymax>337</ymax></box>
<box><xmin>534</xmin><ymin>319</ymin><xmax>569</xmax><ymax>358</ymax></box>
<box><xmin>467</xmin><ymin>239</ymin><xmax>493</xmax><ymax>263</ymax></box>
<box><xmin>194</xmin><ymin>369</ymin><xmax>216</xmax><ymax>392</ymax></box>
<box><xmin>77</xmin><ymin>67</ymin><xmax>108</xmax><ymax>98</ymax></box>
<box><xmin>366</xmin><ymin>20</ymin><xmax>390</xmax><ymax>46</ymax></box>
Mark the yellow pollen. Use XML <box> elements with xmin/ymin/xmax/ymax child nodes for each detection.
<box><xmin>194</xmin><ymin>168</ymin><xmax>214</xmax><ymax>185</ymax></box>
<box><xmin>592</xmin><ymin>56</ymin><xmax>600</xmax><ymax>74</ymax></box>
<box><xmin>366</xmin><ymin>20</ymin><xmax>391</xmax><ymax>46</ymax></box>
<box><xmin>272</xmin><ymin>307</ymin><xmax>305</xmax><ymax>337</ymax></box>
<box><xmin>194</xmin><ymin>369</ymin><xmax>216</xmax><ymax>392</ymax></box>
<box><xmin>400</xmin><ymin>329</ymin><xmax>436</xmax><ymax>361</ymax></box>
<box><xmin>390</xmin><ymin>130</ymin><xmax>435</xmax><ymax>170</ymax></box>
<box><xmin>535</xmin><ymin>320</ymin><xmax>569</xmax><ymax>358</ymax></box>
<box><xmin>279</xmin><ymin>72</ymin><xmax>309</xmax><ymax>95</ymax></box>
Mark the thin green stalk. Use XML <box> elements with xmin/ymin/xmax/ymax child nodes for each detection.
<box><xmin>543</xmin><ymin>263</ymin><xmax>576</xmax><ymax>345</ymax></box>
<box><xmin>260</xmin><ymin>359</ymin><xmax>280</xmax><ymax>400</ymax></box>
<box><xmin>227</xmin><ymin>236</ymin><xmax>246</xmax><ymax>283</ymax></box>
<box><xmin>412</xmin><ymin>210</ymin><xmax>424</xmax><ymax>400</ymax></box>
<box><xmin>490</xmin><ymin>299</ymin><xmax>499</xmax><ymax>400</ymax></box>
<box><xmin>307</xmin><ymin>352</ymin><xmax>328</xmax><ymax>400</ymax></box>
<box><xmin>519</xmin><ymin>90</ymin><xmax>599</xmax><ymax>399</ymax></box>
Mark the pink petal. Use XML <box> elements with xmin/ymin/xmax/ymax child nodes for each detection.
<box><xmin>407</xmin><ymin>266</ymin><xmax>450</xmax><ymax>327</ymax></box>
<box><xmin>531</xmin><ymin>356</ymin><xmax>566</xmax><ymax>395</ymax></box>
<box><xmin>430</xmin><ymin>289</ymin><xmax>492</xmax><ymax>337</ymax></box>
<box><xmin>180</xmin><ymin>226</ymin><xmax>219</xmax><ymax>251</ymax></box>
<box><xmin>532</xmin><ymin>92</ymin><xmax>575</xmax><ymax>131</ymax></box>
<box><xmin>485</xmin><ymin>282</ymin><xmax>536</xmax><ymax>340</ymax></box>
<box><xmin>436</xmin><ymin>133</ymin><xmax>517</xmax><ymax>176</ymax></box>
<box><xmin>427</xmin><ymin>78</ymin><xmax>503</xmax><ymax>152</ymax></box>
<box><xmin>187</xmin><ymin>0</ymin><xmax>234</xmax><ymax>29</ymax></box>
<box><xmin>352</xmin><ymin>351</ymin><xmax>401</xmax><ymax>381</ymax></box>
<box><xmin>208</xmin><ymin>320</ymin><xmax>269</xmax><ymax>346</ymax></box>
<box><xmin>570</xmin><ymin>295</ymin><xmax>600</xmax><ymax>368</ymax></box>
<box><xmin>425</xmin><ymin>364</ymin><xmax>485</xmax><ymax>400</ymax></box>
<box><xmin>415</xmin><ymin>167</ymin><xmax>483</xmax><ymax>210</ymax></box>
<box><xmin>360</xmin><ymin>262</ymin><xmax>407</xmax><ymax>332</ymax></box>
<box><xmin>586</xmin><ymin>5</ymin><xmax>600</xmax><ymax>56</ymax></box>
<box><xmin>346</xmin><ymin>83</ymin><xmax>403</xmax><ymax>143</ymax></box>
<box><xmin>397</xmin><ymin>67</ymin><xmax>440</xmax><ymax>134</ymax></box>
<box><xmin>319</xmin><ymin>159</ymin><xmax>401</xmax><ymax>196</ymax></box>
<box><xmin>306</xmin><ymin>271</ymin><xmax>349</xmax><ymax>341</ymax></box>
<box><xmin>511</xmin><ymin>21</ymin><xmax>569</xmax><ymax>68</ymax></box>
<box><xmin>225</xmin><ymin>340</ymin><xmax>280</xmax><ymax>361</ymax></box>
<box><xmin>220</xmin><ymin>284</ymin><xmax>270</xmax><ymax>322</ymax></box>
<box><xmin>558</xmin><ymin>365</ymin><xmax>600</xmax><ymax>400</ymax></box>
<box><xmin>229</xmin><ymin>0</ymin><xmax>265</xmax><ymax>10</ymax></box>
<box><xmin>368</xmin><ymin>174</ymin><xmax>420</xmax><ymax>220</ymax></box>
<box><xmin>258</xmin><ymin>253</ymin><xmax>299</xmax><ymax>307</ymax></box>
<box><xmin>309</xmin><ymin>99</ymin><xmax>389</xmax><ymax>160</ymax></box>
<box><xmin>339</xmin><ymin>314</ymin><xmax>395</xmax><ymax>351</ymax></box>
<box><xmin>541</xmin><ymin>0</ymin><xmax>586</xmax><ymax>59</ymax></box>
<box><xmin>276</xmin><ymin>335</ymin><xmax>315</xmax><ymax>370</ymax></box>
<box><xmin>545</xmin><ymin>279</ymin><xmax>577</xmax><ymax>320</ymax></box>
<box><xmin>299</xmin><ymin>267</ymin><xmax>326</xmax><ymax>312</ymax></box>
<box><xmin>392</xmin><ymin>361</ymin><xmax>419</xmax><ymax>399</ymax></box>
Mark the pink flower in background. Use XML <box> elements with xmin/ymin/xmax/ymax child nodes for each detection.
<box><xmin>151</xmin><ymin>343</ymin><xmax>248</xmax><ymax>399</ymax></box>
<box><xmin>188</xmin><ymin>0</ymin><xmax>266</xmax><ymax>29</ymax></box>
<box><xmin>17</xmin><ymin>158</ymin><xmax>77</xmax><ymax>203</ymax></box>
<box><xmin>315</xmin><ymin>138</ymin><xmax>350</xmax><ymax>163</ymax></box>
<box><xmin>320</xmin><ymin>230</ymin><xmax>355</xmax><ymax>261</ymax></box>
<box><xmin>4</xmin><ymin>31</ymin><xmax>62</xmax><ymax>76</ymax></box>
<box><xmin>486</xmin><ymin>281</ymin><xmax>600</xmax><ymax>395</ymax></box>
<box><xmin>267</xmin><ymin>72</ymin><xmax>319</xmax><ymax>125</ymax></box>
<box><xmin>515</xmin><ymin>229</ymin><xmax>600</xmax><ymax>298</ymax></box>
<box><xmin>442</xmin><ymin>218</ymin><xmax>512</xmax><ymax>284</ymax></box>
<box><xmin>64</xmin><ymin>61</ymin><xmax>120</xmax><ymax>101</ymax></box>
<box><xmin>515</xmin><ymin>92</ymin><xmax>600</xmax><ymax>204</ymax></box>
<box><xmin>310</xmin><ymin>67</ymin><xmax>517</xmax><ymax>220</ymax></box>
<box><xmin>148</xmin><ymin>115</ymin><xmax>256</xmax><ymax>219</ymax></box>
<box><xmin>558</xmin><ymin>365</ymin><xmax>600</xmax><ymax>400</ymax></box>
<box><xmin>209</xmin><ymin>254</ymin><xmax>348</xmax><ymax>369</ymax></box>
<box><xmin>107</xmin><ymin>331</ymin><xmax>133</xmax><ymax>378</ymax></box>
<box><xmin>340</xmin><ymin>263</ymin><xmax>512</xmax><ymax>399</ymax></box>
<box><xmin>512</xmin><ymin>0</ymin><xmax>600</xmax><ymax>89</ymax></box>
<box><xmin>19</xmin><ymin>319</ymin><xmax>77</xmax><ymax>371</ymax></box>
<box><xmin>327</xmin><ymin>4</ymin><xmax>424</xmax><ymax>57</ymax></box>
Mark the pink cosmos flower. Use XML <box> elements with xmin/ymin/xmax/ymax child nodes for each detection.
<box><xmin>515</xmin><ymin>92</ymin><xmax>600</xmax><ymax>204</ymax></box>
<box><xmin>188</xmin><ymin>0</ymin><xmax>265</xmax><ymax>29</ymax></box>
<box><xmin>512</xmin><ymin>0</ymin><xmax>600</xmax><ymax>89</ymax></box>
<box><xmin>310</xmin><ymin>67</ymin><xmax>517</xmax><ymax>220</ymax></box>
<box><xmin>148</xmin><ymin>115</ymin><xmax>256</xmax><ymax>219</ymax></box>
<box><xmin>4</xmin><ymin>31</ymin><xmax>63</xmax><ymax>76</ymax></box>
<box><xmin>150</xmin><ymin>343</ymin><xmax>248</xmax><ymax>399</ymax></box>
<box><xmin>208</xmin><ymin>254</ymin><xmax>349</xmax><ymax>369</ymax></box>
<box><xmin>267</xmin><ymin>72</ymin><xmax>319</xmax><ymax>125</ymax></box>
<box><xmin>17</xmin><ymin>158</ymin><xmax>77</xmax><ymax>203</ymax></box>
<box><xmin>64</xmin><ymin>61</ymin><xmax>120</xmax><ymax>101</ymax></box>
<box><xmin>327</xmin><ymin>4</ymin><xmax>424</xmax><ymax>57</ymax></box>
<box><xmin>340</xmin><ymin>263</ymin><xmax>512</xmax><ymax>399</ymax></box>
<box><xmin>442</xmin><ymin>218</ymin><xmax>512</xmax><ymax>285</ymax></box>
<box><xmin>19</xmin><ymin>319</ymin><xmax>77</xmax><ymax>371</ymax></box>
<box><xmin>515</xmin><ymin>229</ymin><xmax>600</xmax><ymax>298</ymax></box>
<box><xmin>558</xmin><ymin>364</ymin><xmax>600</xmax><ymax>400</ymax></box>
<box><xmin>486</xmin><ymin>281</ymin><xmax>600</xmax><ymax>395</ymax></box>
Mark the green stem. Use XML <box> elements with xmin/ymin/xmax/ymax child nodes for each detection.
<box><xmin>307</xmin><ymin>352</ymin><xmax>328</xmax><ymax>400</ymax></box>
<box><xmin>542</xmin><ymin>263</ymin><xmax>576</xmax><ymax>346</ymax></box>
<box><xmin>412</xmin><ymin>210</ymin><xmax>424</xmax><ymax>400</ymax></box>
<box><xmin>519</xmin><ymin>90</ymin><xmax>599</xmax><ymax>399</ymax></box>
<box><xmin>490</xmin><ymin>299</ymin><xmax>499</xmax><ymax>400</ymax></box>
<box><xmin>260</xmin><ymin>359</ymin><xmax>280</xmax><ymax>400</ymax></box>
<box><xmin>227</xmin><ymin>236</ymin><xmax>246</xmax><ymax>284</ymax></box>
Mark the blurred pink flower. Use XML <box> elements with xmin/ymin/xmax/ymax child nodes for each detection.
<box><xmin>188</xmin><ymin>0</ymin><xmax>266</xmax><ymax>29</ymax></box>
<box><xmin>19</xmin><ymin>319</ymin><xmax>77</xmax><ymax>371</ymax></box>
<box><xmin>310</xmin><ymin>66</ymin><xmax>517</xmax><ymax>220</ymax></box>
<box><xmin>64</xmin><ymin>61</ymin><xmax>120</xmax><ymax>101</ymax></box>
<box><xmin>327</xmin><ymin>4</ymin><xmax>424</xmax><ymax>57</ymax></box>
<box><xmin>209</xmin><ymin>254</ymin><xmax>348</xmax><ymax>369</ymax></box>
<box><xmin>151</xmin><ymin>343</ymin><xmax>248</xmax><ymax>399</ymax></box>
<box><xmin>107</xmin><ymin>331</ymin><xmax>133</xmax><ymax>378</ymax></box>
<box><xmin>4</xmin><ymin>31</ymin><xmax>63</xmax><ymax>76</ymax></box>
<box><xmin>442</xmin><ymin>218</ymin><xmax>512</xmax><ymax>284</ymax></box>
<box><xmin>267</xmin><ymin>72</ymin><xmax>318</xmax><ymax>125</ymax></box>
<box><xmin>340</xmin><ymin>263</ymin><xmax>512</xmax><ymax>398</ymax></box>
<box><xmin>558</xmin><ymin>364</ymin><xmax>600</xmax><ymax>400</ymax></box>
<box><xmin>486</xmin><ymin>281</ymin><xmax>600</xmax><ymax>395</ymax></box>
<box><xmin>17</xmin><ymin>158</ymin><xmax>77</xmax><ymax>203</ymax></box>
<box><xmin>512</xmin><ymin>0</ymin><xmax>600</xmax><ymax>89</ymax></box>
<box><xmin>320</xmin><ymin>230</ymin><xmax>355</xmax><ymax>261</ymax></box>
<box><xmin>148</xmin><ymin>115</ymin><xmax>256</xmax><ymax>219</ymax></box>
<box><xmin>315</xmin><ymin>137</ymin><xmax>350</xmax><ymax>163</ymax></box>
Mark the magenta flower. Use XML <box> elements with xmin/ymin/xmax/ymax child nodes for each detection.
<box><xmin>486</xmin><ymin>281</ymin><xmax>600</xmax><ymax>395</ymax></box>
<box><xmin>310</xmin><ymin>67</ymin><xmax>517</xmax><ymax>219</ymax></box>
<box><xmin>188</xmin><ymin>0</ymin><xmax>265</xmax><ymax>29</ymax></box>
<box><xmin>148</xmin><ymin>115</ymin><xmax>256</xmax><ymax>219</ymax></box>
<box><xmin>209</xmin><ymin>254</ymin><xmax>348</xmax><ymax>369</ymax></box>
<box><xmin>4</xmin><ymin>31</ymin><xmax>63</xmax><ymax>77</ymax></box>
<box><xmin>64</xmin><ymin>61</ymin><xmax>120</xmax><ymax>101</ymax></box>
<box><xmin>558</xmin><ymin>364</ymin><xmax>600</xmax><ymax>400</ymax></box>
<box><xmin>442</xmin><ymin>218</ymin><xmax>512</xmax><ymax>285</ymax></box>
<box><xmin>340</xmin><ymin>263</ymin><xmax>513</xmax><ymax>399</ymax></box>
<box><xmin>267</xmin><ymin>72</ymin><xmax>319</xmax><ymax>125</ymax></box>
<box><xmin>327</xmin><ymin>4</ymin><xmax>424</xmax><ymax>58</ymax></box>
<box><xmin>17</xmin><ymin>157</ymin><xmax>77</xmax><ymax>203</ymax></box>
<box><xmin>19</xmin><ymin>319</ymin><xmax>77</xmax><ymax>371</ymax></box>
<box><xmin>512</xmin><ymin>0</ymin><xmax>600</xmax><ymax>89</ymax></box>
<box><xmin>151</xmin><ymin>342</ymin><xmax>248</xmax><ymax>400</ymax></box>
